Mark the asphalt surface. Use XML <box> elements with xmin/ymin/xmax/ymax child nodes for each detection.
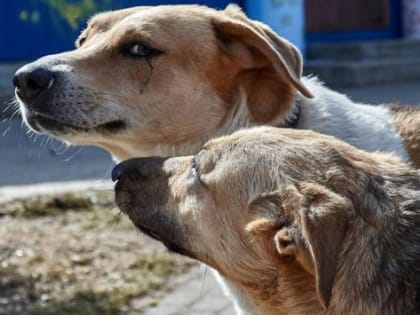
<box><xmin>1</xmin><ymin>80</ymin><xmax>420</xmax><ymax>186</ymax></box>
<box><xmin>1</xmin><ymin>119</ymin><xmax>114</xmax><ymax>186</ymax></box>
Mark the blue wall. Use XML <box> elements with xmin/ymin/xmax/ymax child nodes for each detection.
<box><xmin>0</xmin><ymin>0</ymin><xmax>242</xmax><ymax>61</ymax></box>
<box><xmin>246</xmin><ymin>1</ymin><xmax>305</xmax><ymax>54</ymax></box>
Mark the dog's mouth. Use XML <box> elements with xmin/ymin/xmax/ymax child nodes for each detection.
<box><xmin>25</xmin><ymin>112</ymin><xmax>126</xmax><ymax>135</ymax></box>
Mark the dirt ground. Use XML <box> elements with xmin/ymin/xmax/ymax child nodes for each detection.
<box><xmin>0</xmin><ymin>191</ymin><xmax>196</xmax><ymax>315</ymax></box>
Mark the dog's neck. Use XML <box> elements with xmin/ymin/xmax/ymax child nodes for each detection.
<box><xmin>222</xmin><ymin>261</ymin><xmax>324</xmax><ymax>315</ymax></box>
<box><xmin>292</xmin><ymin>77</ymin><xmax>411</xmax><ymax>163</ymax></box>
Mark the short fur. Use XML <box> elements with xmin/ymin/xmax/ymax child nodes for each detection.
<box><xmin>114</xmin><ymin>127</ymin><xmax>420</xmax><ymax>315</ymax></box>
<box><xmin>15</xmin><ymin>4</ymin><xmax>418</xmax><ymax>166</ymax></box>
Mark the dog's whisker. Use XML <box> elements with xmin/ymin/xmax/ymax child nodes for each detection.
<box><xmin>31</xmin><ymin>134</ymin><xmax>38</xmax><ymax>143</ymax></box>
<box><xmin>93</xmin><ymin>160</ymin><xmax>117</xmax><ymax>183</ymax></box>
<box><xmin>1</xmin><ymin>125</ymin><xmax>11</xmax><ymax>137</ymax></box>
<box><xmin>64</xmin><ymin>146</ymin><xmax>84</xmax><ymax>162</ymax></box>
<box><xmin>3</xmin><ymin>98</ymin><xmax>19</xmax><ymax>110</ymax></box>
<box><xmin>199</xmin><ymin>262</ymin><xmax>209</xmax><ymax>299</ymax></box>
<box><xmin>3</xmin><ymin>99</ymin><xmax>21</xmax><ymax>121</ymax></box>
<box><xmin>39</xmin><ymin>136</ymin><xmax>47</xmax><ymax>148</ymax></box>
<box><xmin>51</xmin><ymin>139</ymin><xmax>71</xmax><ymax>155</ymax></box>
<box><xmin>43</xmin><ymin>136</ymin><xmax>53</xmax><ymax>148</ymax></box>
<box><xmin>9</xmin><ymin>108</ymin><xmax>21</xmax><ymax>120</ymax></box>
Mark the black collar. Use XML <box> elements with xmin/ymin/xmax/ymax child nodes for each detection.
<box><xmin>281</xmin><ymin>102</ymin><xmax>300</xmax><ymax>128</ymax></box>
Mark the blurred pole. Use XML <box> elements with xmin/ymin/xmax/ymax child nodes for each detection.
<box><xmin>245</xmin><ymin>0</ymin><xmax>305</xmax><ymax>56</ymax></box>
<box><xmin>403</xmin><ymin>0</ymin><xmax>420</xmax><ymax>39</ymax></box>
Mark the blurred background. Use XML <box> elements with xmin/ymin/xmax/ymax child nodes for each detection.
<box><xmin>2</xmin><ymin>0</ymin><xmax>420</xmax><ymax>185</ymax></box>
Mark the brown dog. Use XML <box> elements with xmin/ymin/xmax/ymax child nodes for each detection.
<box><xmin>113</xmin><ymin>127</ymin><xmax>420</xmax><ymax>315</ymax></box>
<box><xmin>14</xmin><ymin>5</ymin><xmax>420</xmax><ymax>166</ymax></box>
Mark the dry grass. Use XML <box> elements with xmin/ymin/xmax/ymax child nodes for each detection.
<box><xmin>0</xmin><ymin>191</ymin><xmax>195</xmax><ymax>315</ymax></box>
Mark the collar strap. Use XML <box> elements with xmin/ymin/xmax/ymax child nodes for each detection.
<box><xmin>281</xmin><ymin>102</ymin><xmax>300</xmax><ymax>128</ymax></box>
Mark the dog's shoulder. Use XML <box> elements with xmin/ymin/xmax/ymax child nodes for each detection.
<box><xmin>386</xmin><ymin>103</ymin><xmax>420</xmax><ymax>168</ymax></box>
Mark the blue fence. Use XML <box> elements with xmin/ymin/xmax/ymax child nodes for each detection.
<box><xmin>0</xmin><ymin>0</ymin><xmax>243</xmax><ymax>61</ymax></box>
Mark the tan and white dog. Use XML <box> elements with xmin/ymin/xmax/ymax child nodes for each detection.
<box><xmin>13</xmin><ymin>4</ymin><xmax>420</xmax><ymax>167</ymax></box>
<box><xmin>113</xmin><ymin>126</ymin><xmax>420</xmax><ymax>315</ymax></box>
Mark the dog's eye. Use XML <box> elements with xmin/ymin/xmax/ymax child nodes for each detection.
<box><xmin>190</xmin><ymin>157</ymin><xmax>201</xmax><ymax>181</ymax></box>
<box><xmin>191</xmin><ymin>158</ymin><xmax>198</xmax><ymax>175</ymax></box>
<box><xmin>123</xmin><ymin>43</ymin><xmax>162</xmax><ymax>59</ymax></box>
<box><xmin>188</xmin><ymin>157</ymin><xmax>208</xmax><ymax>189</ymax></box>
<box><xmin>129</xmin><ymin>44</ymin><xmax>148</xmax><ymax>56</ymax></box>
<box><xmin>77</xmin><ymin>37</ymin><xmax>87</xmax><ymax>47</ymax></box>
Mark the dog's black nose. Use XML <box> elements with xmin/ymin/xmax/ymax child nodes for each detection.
<box><xmin>13</xmin><ymin>67</ymin><xmax>54</xmax><ymax>102</ymax></box>
<box><xmin>112</xmin><ymin>157</ymin><xmax>167</xmax><ymax>182</ymax></box>
<box><xmin>112</xmin><ymin>164</ymin><xmax>124</xmax><ymax>182</ymax></box>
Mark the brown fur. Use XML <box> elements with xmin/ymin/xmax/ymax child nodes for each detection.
<box><xmin>388</xmin><ymin>103</ymin><xmax>420</xmax><ymax>168</ymax></box>
<box><xmin>114</xmin><ymin>127</ymin><xmax>420</xmax><ymax>314</ymax></box>
<box><xmin>16</xmin><ymin>4</ymin><xmax>420</xmax><ymax>168</ymax></box>
<box><xmin>16</xmin><ymin>4</ymin><xmax>311</xmax><ymax>161</ymax></box>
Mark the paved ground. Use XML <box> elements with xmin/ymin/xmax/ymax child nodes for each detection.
<box><xmin>139</xmin><ymin>266</ymin><xmax>234</xmax><ymax>315</ymax></box>
<box><xmin>1</xmin><ymin>80</ymin><xmax>420</xmax><ymax>314</ymax></box>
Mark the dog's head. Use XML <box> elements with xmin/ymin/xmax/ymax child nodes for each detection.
<box><xmin>113</xmin><ymin>127</ymin><xmax>410</xmax><ymax>311</ymax></box>
<box><xmin>14</xmin><ymin>5</ymin><xmax>311</xmax><ymax>160</ymax></box>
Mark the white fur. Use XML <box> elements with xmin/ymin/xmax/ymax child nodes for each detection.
<box><xmin>297</xmin><ymin>77</ymin><xmax>410</xmax><ymax>162</ymax></box>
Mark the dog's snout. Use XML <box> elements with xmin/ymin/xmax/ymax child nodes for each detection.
<box><xmin>13</xmin><ymin>66</ymin><xmax>54</xmax><ymax>102</ymax></box>
<box><xmin>112</xmin><ymin>157</ymin><xmax>167</xmax><ymax>182</ymax></box>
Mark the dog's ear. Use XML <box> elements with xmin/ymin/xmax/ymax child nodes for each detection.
<box><xmin>212</xmin><ymin>8</ymin><xmax>312</xmax><ymax>123</ymax></box>
<box><xmin>298</xmin><ymin>182</ymin><xmax>351</xmax><ymax>309</ymax></box>
<box><xmin>245</xmin><ymin>186</ymin><xmax>303</xmax><ymax>255</ymax></box>
<box><xmin>245</xmin><ymin>184</ymin><xmax>350</xmax><ymax>308</ymax></box>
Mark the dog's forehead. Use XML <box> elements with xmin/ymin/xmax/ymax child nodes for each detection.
<box><xmin>79</xmin><ymin>5</ymin><xmax>228</xmax><ymax>50</ymax></box>
<box><xmin>118</xmin><ymin>5</ymin><xmax>216</xmax><ymax>33</ymax></box>
<box><xmin>82</xmin><ymin>5</ymin><xmax>217</xmax><ymax>49</ymax></box>
<box><xmin>87</xmin><ymin>7</ymin><xmax>149</xmax><ymax>33</ymax></box>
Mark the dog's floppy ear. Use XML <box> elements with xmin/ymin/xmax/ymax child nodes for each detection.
<box><xmin>246</xmin><ymin>186</ymin><xmax>303</xmax><ymax>255</ymax></box>
<box><xmin>212</xmin><ymin>6</ymin><xmax>312</xmax><ymax>123</ymax></box>
<box><xmin>298</xmin><ymin>182</ymin><xmax>351</xmax><ymax>309</ymax></box>
<box><xmin>246</xmin><ymin>183</ymin><xmax>350</xmax><ymax>308</ymax></box>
